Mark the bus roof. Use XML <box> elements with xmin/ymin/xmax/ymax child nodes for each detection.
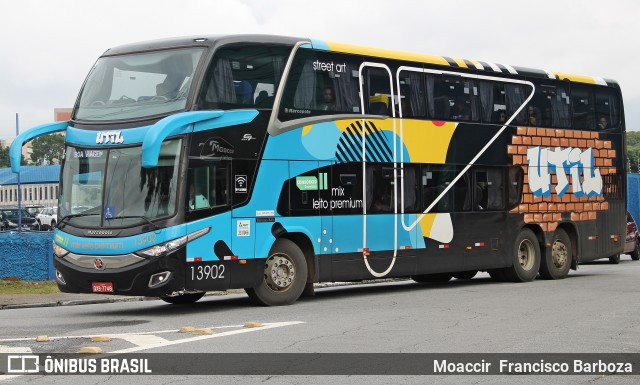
<box><xmin>102</xmin><ymin>34</ymin><xmax>618</xmax><ymax>87</ymax></box>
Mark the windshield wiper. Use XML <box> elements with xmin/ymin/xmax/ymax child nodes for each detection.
<box><xmin>105</xmin><ymin>215</ymin><xmax>159</xmax><ymax>231</ymax></box>
<box><xmin>58</xmin><ymin>213</ymin><xmax>100</xmax><ymax>229</ymax></box>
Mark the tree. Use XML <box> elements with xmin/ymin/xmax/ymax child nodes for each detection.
<box><xmin>0</xmin><ymin>146</ymin><xmax>27</xmax><ymax>168</ymax></box>
<box><xmin>627</xmin><ymin>131</ymin><xmax>640</xmax><ymax>173</ymax></box>
<box><xmin>30</xmin><ymin>133</ymin><xmax>65</xmax><ymax>165</ymax></box>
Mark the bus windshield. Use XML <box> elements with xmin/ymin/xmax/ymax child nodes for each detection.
<box><xmin>75</xmin><ymin>48</ymin><xmax>204</xmax><ymax>121</ymax></box>
<box><xmin>59</xmin><ymin>140</ymin><xmax>181</xmax><ymax>227</ymax></box>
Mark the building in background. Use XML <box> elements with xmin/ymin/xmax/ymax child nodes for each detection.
<box><xmin>54</xmin><ymin>108</ymin><xmax>72</xmax><ymax>122</ymax></box>
<box><xmin>0</xmin><ymin>165</ymin><xmax>60</xmax><ymax>208</ymax></box>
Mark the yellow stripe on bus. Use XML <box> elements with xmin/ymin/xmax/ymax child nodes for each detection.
<box><xmin>452</xmin><ymin>58</ymin><xmax>468</xmax><ymax>68</ymax></box>
<box><xmin>325</xmin><ymin>41</ymin><xmax>450</xmax><ymax>66</ymax></box>
<box><xmin>551</xmin><ymin>71</ymin><xmax>596</xmax><ymax>84</ymax></box>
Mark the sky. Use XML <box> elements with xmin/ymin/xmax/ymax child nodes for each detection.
<box><xmin>1</xmin><ymin>0</ymin><xmax>638</xmax><ymax>139</ymax></box>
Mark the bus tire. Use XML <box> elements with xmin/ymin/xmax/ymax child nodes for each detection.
<box><xmin>245</xmin><ymin>239</ymin><xmax>307</xmax><ymax>306</ymax></box>
<box><xmin>609</xmin><ymin>254</ymin><xmax>621</xmax><ymax>264</ymax></box>
<box><xmin>539</xmin><ymin>229</ymin><xmax>572</xmax><ymax>280</ymax></box>
<box><xmin>160</xmin><ymin>292</ymin><xmax>205</xmax><ymax>305</ymax></box>
<box><xmin>505</xmin><ymin>228</ymin><xmax>541</xmax><ymax>282</ymax></box>
<box><xmin>411</xmin><ymin>273</ymin><xmax>452</xmax><ymax>283</ymax></box>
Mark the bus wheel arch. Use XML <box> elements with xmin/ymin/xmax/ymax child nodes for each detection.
<box><xmin>245</xmin><ymin>236</ymin><xmax>310</xmax><ymax>306</ymax></box>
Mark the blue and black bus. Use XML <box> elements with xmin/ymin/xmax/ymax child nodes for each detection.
<box><xmin>11</xmin><ymin>35</ymin><xmax>626</xmax><ymax>306</ymax></box>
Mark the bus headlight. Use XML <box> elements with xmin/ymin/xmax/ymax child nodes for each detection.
<box><xmin>137</xmin><ymin>236</ymin><xmax>188</xmax><ymax>258</ymax></box>
<box><xmin>136</xmin><ymin>227</ymin><xmax>210</xmax><ymax>258</ymax></box>
<box><xmin>53</xmin><ymin>242</ymin><xmax>69</xmax><ymax>258</ymax></box>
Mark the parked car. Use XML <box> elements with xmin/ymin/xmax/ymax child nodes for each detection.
<box><xmin>0</xmin><ymin>208</ymin><xmax>38</xmax><ymax>231</ymax></box>
<box><xmin>25</xmin><ymin>205</ymin><xmax>45</xmax><ymax>216</ymax></box>
<box><xmin>36</xmin><ymin>207</ymin><xmax>58</xmax><ymax>231</ymax></box>
<box><xmin>624</xmin><ymin>211</ymin><xmax>640</xmax><ymax>261</ymax></box>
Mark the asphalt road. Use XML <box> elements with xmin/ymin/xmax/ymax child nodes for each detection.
<box><xmin>1</xmin><ymin>256</ymin><xmax>639</xmax><ymax>384</ymax></box>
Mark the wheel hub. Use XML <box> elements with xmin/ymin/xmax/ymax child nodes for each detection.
<box><xmin>518</xmin><ymin>239</ymin><xmax>535</xmax><ymax>271</ymax></box>
<box><xmin>552</xmin><ymin>240</ymin><xmax>568</xmax><ymax>268</ymax></box>
<box><xmin>265</xmin><ymin>254</ymin><xmax>295</xmax><ymax>291</ymax></box>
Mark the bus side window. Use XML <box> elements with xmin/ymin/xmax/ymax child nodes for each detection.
<box><xmin>363</xmin><ymin>67</ymin><xmax>392</xmax><ymax>116</ymax></box>
<box><xmin>278</xmin><ymin>50</ymin><xmax>361</xmax><ymax>122</ymax></box>
<box><xmin>368</xmin><ymin>165</ymin><xmax>392</xmax><ymax>213</ymax></box>
<box><xmin>474</xmin><ymin>166</ymin><xmax>505</xmax><ymax>211</ymax></box>
<box><xmin>187</xmin><ymin>162</ymin><xmax>230</xmax><ymax>211</ymax></box>
<box><xmin>478</xmin><ymin>80</ymin><xmax>505</xmax><ymax>124</ymax></box>
<box><xmin>595</xmin><ymin>87</ymin><xmax>620</xmax><ymax>129</ymax></box>
<box><xmin>398</xmin><ymin>71</ymin><xmax>427</xmax><ymax>118</ymax></box>
<box><xmin>507</xmin><ymin>166</ymin><xmax>524</xmax><ymax>210</ymax></box>
<box><xmin>200</xmin><ymin>44</ymin><xmax>291</xmax><ymax>110</ymax></box>
<box><xmin>429</xmin><ymin>74</ymin><xmax>479</xmax><ymax>122</ymax></box>
<box><xmin>421</xmin><ymin>165</ymin><xmax>471</xmax><ymax>213</ymax></box>
<box><xmin>572</xmin><ymin>84</ymin><xmax>595</xmax><ymax>130</ymax></box>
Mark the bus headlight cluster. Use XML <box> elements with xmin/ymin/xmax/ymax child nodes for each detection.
<box><xmin>136</xmin><ymin>227</ymin><xmax>210</xmax><ymax>258</ymax></box>
<box><xmin>137</xmin><ymin>236</ymin><xmax>188</xmax><ymax>258</ymax></box>
<box><xmin>53</xmin><ymin>241</ymin><xmax>69</xmax><ymax>258</ymax></box>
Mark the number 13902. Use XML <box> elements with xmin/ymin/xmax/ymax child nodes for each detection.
<box><xmin>190</xmin><ymin>264</ymin><xmax>225</xmax><ymax>281</ymax></box>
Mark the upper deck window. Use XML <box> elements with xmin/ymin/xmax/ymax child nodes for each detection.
<box><xmin>278</xmin><ymin>49</ymin><xmax>361</xmax><ymax>122</ymax></box>
<box><xmin>75</xmin><ymin>48</ymin><xmax>204</xmax><ymax>121</ymax></box>
<box><xmin>200</xmin><ymin>44</ymin><xmax>292</xmax><ymax>110</ymax></box>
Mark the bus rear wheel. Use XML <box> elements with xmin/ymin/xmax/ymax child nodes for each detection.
<box><xmin>160</xmin><ymin>292</ymin><xmax>205</xmax><ymax>305</ymax></box>
<box><xmin>504</xmin><ymin>228</ymin><xmax>540</xmax><ymax>282</ymax></box>
<box><xmin>539</xmin><ymin>228</ymin><xmax>572</xmax><ymax>280</ymax></box>
<box><xmin>245</xmin><ymin>239</ymin><xmax>307</xmax><ymax>306</ymax></box>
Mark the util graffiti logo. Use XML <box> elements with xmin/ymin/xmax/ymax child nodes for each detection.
<box><xmin>527</xmin><ymin>146</ymin><xmax>603</xmax><ymax>198</ymax></box>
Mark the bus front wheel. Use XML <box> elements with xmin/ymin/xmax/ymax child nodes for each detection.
<box><xmin>505</xmin><ymin>228</ymin><xmax>541</xmax><ymax>282</ymax></box>
<box><xmin>245</xmin><ymin>239</ymin><xmax>308</xmax><ymax>306</ymax></box>
<box><xmin>539</xmin><ymin>228</ymin><xmax>572</xmax><ymax>280</ymax></box>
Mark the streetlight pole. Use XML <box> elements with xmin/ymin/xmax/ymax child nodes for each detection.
<box><xmin>16</xmin><ymin>113</ymin><xmax>21</xmax><ymax>232</ymax></box>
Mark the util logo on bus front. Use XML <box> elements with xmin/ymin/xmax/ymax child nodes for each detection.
<box><xmin>527</xmin><ymin>146</ymin><xmax>603</xmax><ymax>198</ymax></box>
<box><xmin>96</xmin><ymin>131</ymin><xmax>124</xmax><ymax>144</ymax></box>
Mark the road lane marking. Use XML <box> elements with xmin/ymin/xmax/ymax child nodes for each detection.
<box><xmin>0</xmin><ymin>345</ymin><xmax>32</xmax><ymax>353</ymax></box>
<box><xmin>115</xmin><ymin>334</ymin><xmax>169</xmax><ymax>347</ymax></box>
<box><xmin>111</xmin><ymin>321</ymin><xmax>304</xmax><ymax>353</ymax></box>
<box><xmin>0</xmin><ymin>324</ymin><xmax>248</xmax><ymax>343</ymax></box>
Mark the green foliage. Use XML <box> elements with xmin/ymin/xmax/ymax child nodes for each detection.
<box><xmin>627</xmin><ymin>131</ymin><xmax>640</xmax><ymax>173</ymax></box>
<box><xmin>30</xmin><ymin>133</ymin><xmax>65</xmax><ymax>165</ymax></box>
<box><xmin>0</xmin><ymin>146</ymin><xmax>27</xmax><ymax>168</ymax></box>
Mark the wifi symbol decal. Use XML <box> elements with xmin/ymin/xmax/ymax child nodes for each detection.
<box><xmin>235</xmin><ymin>175</ymin><xmax>247</xmax><ymax>193</ymax></box>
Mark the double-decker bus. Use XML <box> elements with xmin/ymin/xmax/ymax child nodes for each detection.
<box><xmin>10</xmin><ymin>35</ymin><xmax>626</xmax><ymax>306</ymax></box>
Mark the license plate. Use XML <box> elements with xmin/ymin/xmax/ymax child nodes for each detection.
<box><xmin>92</xmin><ymin>282</ymin><xmax>114</xmax><ymax>293</ymax></box>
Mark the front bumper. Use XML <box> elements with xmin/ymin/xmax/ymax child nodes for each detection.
<box><xmin>53</xmin><ymin>248</ymin><xmax>189</xmax><ymax>297</ymax></box>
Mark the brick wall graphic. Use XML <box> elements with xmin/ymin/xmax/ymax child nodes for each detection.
<box><xmin>507</xmin><ymin>127</ymin><xmax>616</xmax><ymax>232</ymax></box>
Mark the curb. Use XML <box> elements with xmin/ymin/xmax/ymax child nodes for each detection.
<box><xmin>0</xmin><ymin>296</ymin><xmax>148</xmax><ymax>310</ymax></box>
